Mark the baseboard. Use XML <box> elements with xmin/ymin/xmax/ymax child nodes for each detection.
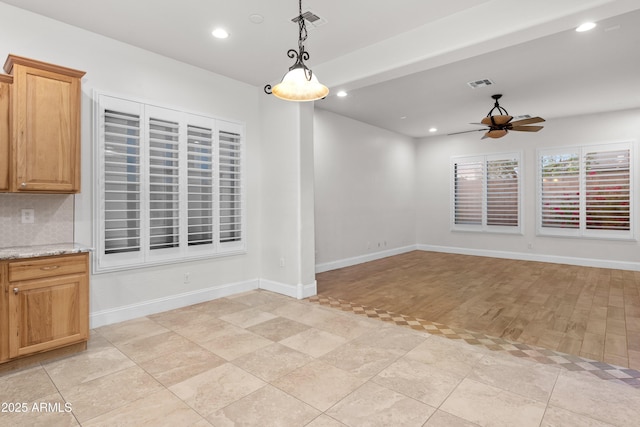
<box><xmin>90</xmin><ymin>279</ymin><xmax>260</xmax><ymax>328</ymax></box>
<box><xmin>315</xmin><ymin>245</ymin><xmax>418</xmax><ymax>273</ymax></box>
<box><xmin>418</xmin><ymin>244</ymin><xmax>640</xmax><ymax>271</ymax></box>
<box><xmin>259</xmin><ymin>278</ymin><xmax>317</xmax><ymax>299</ymax></box>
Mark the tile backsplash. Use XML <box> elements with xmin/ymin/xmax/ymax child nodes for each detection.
<box><xmin>0</xmin><ymin>194</ymin><xmax>74</xmax><ymax>247</ymax></box>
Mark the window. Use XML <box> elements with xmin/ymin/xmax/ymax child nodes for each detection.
<box><xmin>452</xmin><ymin>153</ymin><xmax>521</xmax><ymax>233</ymax></box>
<box><xmin>95</xmin><ymin>94</ymin><xmax>245</xmax><ymax>272</ymax></box>
<box><xmin>538</xmin><ymin>143</ymin><xmax>633</xmax><ymax>239</ymax></box>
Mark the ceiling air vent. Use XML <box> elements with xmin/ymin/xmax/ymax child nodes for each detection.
<box><xmin>467</xmin><ymin>79</ymin><xmax>494</xmax><ymax>89</ymax></box>
<box><xmin>513</xmin><ymin>114</ymin><xmax>532</xmax><ymax>120</ymax></box>
<box><xmin>292</xmin><ymin>10</ymin><xmax>327</xmax><ymax>28</ymax></box>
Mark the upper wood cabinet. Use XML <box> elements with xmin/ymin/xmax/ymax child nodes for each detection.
<box><xmin>2</xmin><ymin>55</ymin><xmax>85</xmax><ymax>193</ymax></box>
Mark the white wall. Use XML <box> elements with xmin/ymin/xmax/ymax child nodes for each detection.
<box><xmin>0</xmin><ymin>3</ymin><xmax>264</xmax><ymax>326</ymax></box>
<box><xmin>259</xmin><ymin>97</ymin><xmax>316</xmax><ymax>298</ymax></box>
<box><xmin>314</xmin><ymin>109</ymin><xmax>417</xmax><ymax>271</ymax></box>
<box><xmin>416</xmin><ymin>108</ymin><xmax>640</xmax><ymax>270</ymax></box>
<box><xmin>312</xmin><ymin>108</ymin><xmax>640</xmax><ymax>272</ymax></box>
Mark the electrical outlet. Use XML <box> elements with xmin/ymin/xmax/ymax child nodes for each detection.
<box><xmin>184</xmin><ymin>273</ymin><xmax>190</xmax><ymax>284</ymax></box>
<box><xmin>21</xmin><ymin>209</ymin><xmax>35</xmax><ymax>224</ymax></box>
<box><xmin>279</xmin><ymin>257</ymin><xmax>286</xmax><ymax>268</ymax></box>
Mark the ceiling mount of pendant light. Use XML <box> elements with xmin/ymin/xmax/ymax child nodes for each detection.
<box><xmin>264</xmin><ymin>0</ymin><xmax>329</xmax><ymax>102</ymax></box>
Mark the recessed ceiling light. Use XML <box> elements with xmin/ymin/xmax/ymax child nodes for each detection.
<box><xmin>212</xmin><ymin>28</ymin><xmax>230</xmax><ymax>39</ymax></box>
<box><xmin>336</xmin><ymin>91</ymin><xmax>348</xmax><ymax>97</ymax></box>
<box><xmin>429</xmin><ymin>127</ymin><xmax>437</xmax><ymax>133</ymax></box>
<box><xmin>249</xmin><ymin>14</ymin><xmax>264</xmax><ymax>24</ymax></box>
<box><xmin>400</xmin><ymin>116</ymin><xmax>407</xmax><ymax>120</ymax></box>
<box><xmin>576</xmin><ymin>22</ymin><xmax>596</xmax><ymax>32</ymax></box>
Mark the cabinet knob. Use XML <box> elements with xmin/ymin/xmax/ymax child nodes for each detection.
<box><xmin>13</xmin><ymin>287</ymin><xmax>19</xmax><ymax>295</ymax></box>
<box><xmin>21</xmin><ymin>182</ymin><xmax>27</xmax><ymax>188</ymax></box>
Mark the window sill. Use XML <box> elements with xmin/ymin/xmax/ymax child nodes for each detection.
<box><xmin>451</xmin><ymin>226</ymin><xmax>523</xmax><ymax>235</ymax></box>
<box><xmin>93</xmin><ymin>249</ymin><xmax>247</xmax><ymax>274</ymax></box>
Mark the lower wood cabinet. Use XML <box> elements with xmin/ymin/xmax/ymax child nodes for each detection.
<box><xmin>0</xmin><ymin>252</ymin><xmax>89</xmax><ymax>364</ymax></box>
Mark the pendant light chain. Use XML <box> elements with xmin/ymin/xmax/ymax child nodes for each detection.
<box><xmin>298</xmin><ymin>0</ymin><xmax>307</xmax><ymax>50</ymax></box>
<box><xmin>296</xmin><ymin>0</ymin><xmax>312</xmax><ymax>81</ymax></box>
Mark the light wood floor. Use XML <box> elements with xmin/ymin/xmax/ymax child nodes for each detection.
<box><xmin>317</xmin><ymin>251</ymin><xmax>640</xmax><ymax>369</ymax></box>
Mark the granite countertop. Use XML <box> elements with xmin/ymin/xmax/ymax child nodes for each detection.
<box><xmin>0</xmin><ymin>243</ymin><xmax>93</xmax><ymax>260</ymax></box>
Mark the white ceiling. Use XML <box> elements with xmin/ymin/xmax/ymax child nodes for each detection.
<box><xmin>3</xmin><ymin>0</ymin><xmax>640</xmax><ymax>138</ymax></box>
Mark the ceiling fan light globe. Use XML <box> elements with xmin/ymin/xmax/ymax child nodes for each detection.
<box><xmin>271</xmin><ymin>67</ymin><xmax>329</xmax><ymax>101</ymax></box>
<box><xmin>486</xmin><ymin>129</ymin><xmax>508</xmax><ymax>139</ymax></box>
<box><xmin>482</xmin><ymin>115</ymin><xmax>512</xmax><ymax>126</ymax></box>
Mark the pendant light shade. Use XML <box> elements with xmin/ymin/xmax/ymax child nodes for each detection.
<box><xmin>271</xmin><ymin>65</ymin><xmax>329</xmax><ymax>102</ymax></box>
<box><xmin>265</xmin><ymin>0</ymin><xmax>328</xmax><ymax>102</ymax></box>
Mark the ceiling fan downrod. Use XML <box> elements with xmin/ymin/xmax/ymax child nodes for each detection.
<box><xmin>486</xmin><ymin>94</ymin><xmax>510</xmax><ymax>122</ymax></box>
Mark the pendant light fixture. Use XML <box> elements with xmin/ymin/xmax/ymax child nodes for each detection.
<box><xmin>264</xmin><ymin>0</ymin><xmax>329</xmax><ymax>102</ymax></box>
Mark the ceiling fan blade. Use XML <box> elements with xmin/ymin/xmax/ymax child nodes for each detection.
<box><xmin>447</xmin><ymin>129</ymin><xmax>486</xmax><ymax>136</ymax></box>
<box><xmin>510</xmin><ymin>125</ymin><xmax>544</xmax><ymax>132</ymax></box>
<box><xmin>510</xmin><ymin>116</ymin><xmax>545</xmax><ymax>126</ymax></box>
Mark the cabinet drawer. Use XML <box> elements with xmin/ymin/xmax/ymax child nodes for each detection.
<box><xmin>8</xmin><ymin>254</ymin><xmax>87</xmax><ymax>282</ymax></box>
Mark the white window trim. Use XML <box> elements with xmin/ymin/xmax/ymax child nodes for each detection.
<box><xmin>536</xmin><ymin>141</ymin><xmax>635</xmax><ymax>241</ymax></box>
<box><xmin>450</xmin><ymin>151</ymin><xmax>523</xmax><ymax>234</ymax></box>
<box><xmin>93</xmin><ymin>91</ymin><xmax>246</xmax><ymax>273</ymax></box>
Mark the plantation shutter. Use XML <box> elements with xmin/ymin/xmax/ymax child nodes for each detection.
<box><xmin>540</xmin><ymin>153</ymin><xmax>580</xmax><ymax>229</ymax></box>
<box><xmin>486</xmin><ymin>157</ymin><xmax>519</xmax><ymax>227</ymax></box>
<box><xmin>585</xmin><ymin>148</ymin><xmax>630</xmax><ymax>231</ymax></box>
<box><xmin>96</xmin><ymin>93</ymin><xmax>245</xmax><ymax>272</ymax></box>
<box><xmin>539</xmin><ymin>143</ymin><xmax>633</xmax><ymax>239</ymax></box>
<box><xmin>452</xmin><ymin>153</ymin><xmax>521</xmax><ymax>233</ymax></box>
<box><xmin>187</xmin><ymin>124</ymin><xmax>214</xmax><ymax>246</ymax></box>
<box><xmin>103</xmin><ymin>109</ymin><xmax>142</xmax><ymax>254</ymax></box>
<box><xmin>454</xmin><ymin>159</ymin><xmax>483</xmax><ymax>225</ymax></box>
<box><xmin>218</xmin><ymin>126</ymin><xmax>243</xmax><ymax>244</ymax></box>
<box><xmin>148</xmin><ymin>117</ymin><xmax>180</xmax><ymax>250</ymax></box>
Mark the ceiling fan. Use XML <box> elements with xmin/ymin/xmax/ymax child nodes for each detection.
<box><xmin>449</xmin><ymin>94</ymin><xmax>545</xmax><ymax>139</ymax></box>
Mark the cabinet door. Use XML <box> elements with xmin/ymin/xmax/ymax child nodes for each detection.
<box><xmin>8</xmin><ymin>273</ymin><xmax>88</xmax><ymax>358</ymax></box>
<box><xmin>11</xmin><ymin>64</ymin><xmax>81</xmax><ymax>192</ymax></box>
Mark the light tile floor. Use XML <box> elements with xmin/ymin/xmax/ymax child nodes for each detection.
<box><xmin>2</xmin><ymin>290</ymin><xmax>640</xmax><ymax>426</ymax></box>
